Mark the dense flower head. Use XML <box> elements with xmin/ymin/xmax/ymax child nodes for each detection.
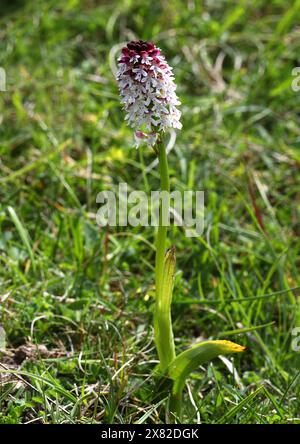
<box><xmin>116</xmin><ymin>40</ymin><xmax>182</xmax><ymax>148</ymax></box>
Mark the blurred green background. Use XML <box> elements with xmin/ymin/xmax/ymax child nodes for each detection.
<box><xmin>0</xmin><ymin>0</ymin><xmax>299</xmax><ymax>424</ymax></box>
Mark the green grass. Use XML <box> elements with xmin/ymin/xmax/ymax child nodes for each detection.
<box><xmin>0</xmin><ymin>0</ymin><xmax>299</xmax><ymax>424</ymax></box>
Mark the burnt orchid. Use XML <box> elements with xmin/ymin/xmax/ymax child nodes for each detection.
<box><xmin>116</xmin><ymin>40</ymin><xmax>182</xmax><ymax>148</ymax></box>
<box><xmin>116</xmin><ymin>40</ymin><xmax>245</xmax><ymax>422</ymax></box>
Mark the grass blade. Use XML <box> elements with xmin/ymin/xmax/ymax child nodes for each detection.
<box><xmin>7</xmin><ymin>206</ymin><xmax>36</xmax><ymax>272</ymax></box>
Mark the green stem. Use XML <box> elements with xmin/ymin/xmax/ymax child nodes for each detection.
<box><xmin>155</xmin><ymin>138</ymin><xmax>169</xmax><ymax>296</ymax></box>
<box><xmin>154</xmin><ymin>135</ymin><xmax>176</xmax><ymax>373</ymax></box>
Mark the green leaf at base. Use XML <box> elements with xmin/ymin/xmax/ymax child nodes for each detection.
<box><xmin>167</xmin><ymin>339</ymin><xmax>246</xmax><ymax>417</ymax></box>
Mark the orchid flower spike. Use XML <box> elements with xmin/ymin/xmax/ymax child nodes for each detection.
<box><xmin>116</xmin><ymin>40</ymin><xmax>182</xmax><ymax>148</ymax></box>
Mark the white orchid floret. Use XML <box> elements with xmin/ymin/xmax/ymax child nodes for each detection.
<box><xmin>116</xmin><ymin>40</ymin><xmax>182</xmax><ymax>148</ymax></box>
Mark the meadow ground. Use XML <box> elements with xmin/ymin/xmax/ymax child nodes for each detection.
<box><xmin>0</xmin><ymin>0</ymin><xmax>299</xmax><ymax>424</ymax></box>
